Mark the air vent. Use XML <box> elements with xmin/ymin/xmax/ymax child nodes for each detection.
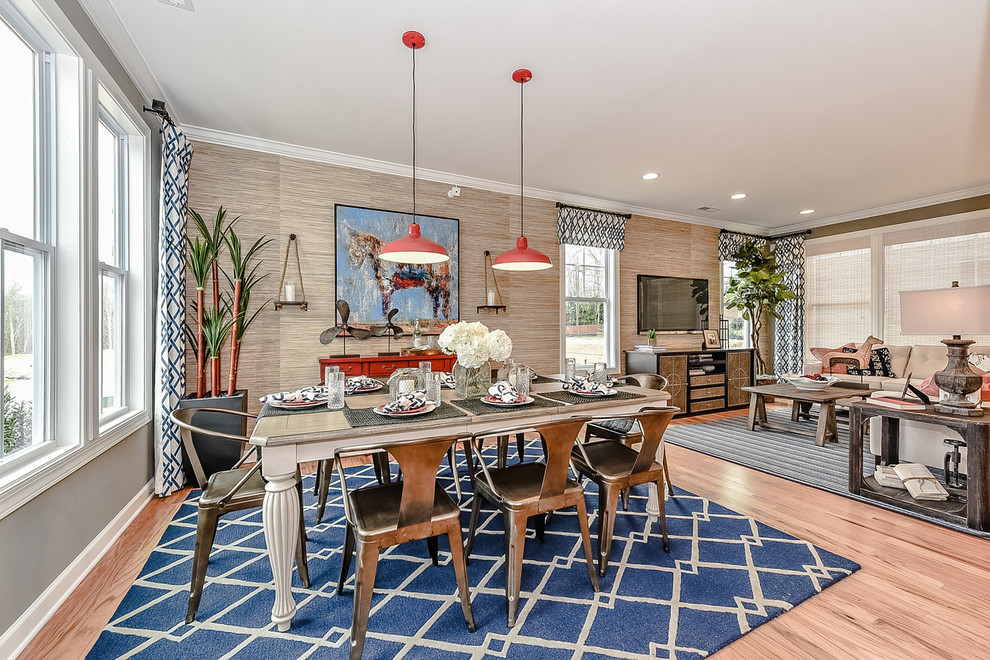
<box><xmin>697</xmin><ymin>206</ymin><xmax>721</xmax><ymax>212</ymax></box>
<box><xmin>158</xmin><ymin>0</ymin><xmax>195</xmax><ymax>11</ymax></box>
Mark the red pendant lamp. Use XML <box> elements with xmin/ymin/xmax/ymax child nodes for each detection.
<box><xmin>493</xmin><ymin>68</ymin><xmax>552</xmax><ymax>271</ymax></box>
<box><xmin>379</xmin><ymin>31</ymin><xmax>450</xmax><ymax>265</ymax></box>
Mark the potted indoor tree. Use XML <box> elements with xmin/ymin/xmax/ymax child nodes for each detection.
<box><xmin>177</xmin><ymin>206</ymin><xmax>271</xmax><ymax>482</ymax></box>
<box><xmin>723</xmin><ymin>240</ymin><xmax>794</xmax><ymax>379</ymax></box>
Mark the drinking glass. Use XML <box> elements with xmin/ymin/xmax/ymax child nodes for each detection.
<box><xmin>498</xmin><ymin>358</ymin><xmax>515</xmax><ymax>383</ymax></box>
<box><xmin>326</xmin><ymin>371</ymin><xmax>345</xmax><ymax>410</ymax></box>
<box><xmin>425</xmin><ymin>372</ymin><xmax>441</xmax><ymax>405</ymax></box>
<box><xmin>592</xmin><ymin>362</ymin><xmax>608</xmax><ymax>384</ymax></box>
<box><xmin>564</xmin><ymin>357</ymin><xmax>576</xmax><ymax>381</ymax></box>
<box><xmin>418</xmin><ymin>361</ymin><xmax>432</xmax><ymax>373</ymax></box>
<box><xmin>324</xmin><ymin>364</ymin><xmax>339</xmax><ymax>385</ymax></box>
<box><xmin>514</xmin><ymin>366</ymin><xmax>531</xmax><ymax>399</ymax></box>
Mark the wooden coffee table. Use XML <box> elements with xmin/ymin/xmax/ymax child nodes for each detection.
<box><xmin>741</xmin><ymin>383</ymin><xmax>874</xmax><ymax>446</ymax></box>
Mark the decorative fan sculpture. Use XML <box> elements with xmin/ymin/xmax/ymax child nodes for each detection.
<box><xmin>320</xmin><ymin>299</ymin><xmax>372</xmax><ymax>356</ymax></box>
<box><xmin>370</xmin><ymin>308</ymin><xmax>406</xmax><ymax>356</ymax></box>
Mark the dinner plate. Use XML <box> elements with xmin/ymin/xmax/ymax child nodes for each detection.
<box><xmin>481</xmin><ymin>394</ymin><xmax>535</xmax><ymax>407</ymax></box>
<box><xmin>570</xmin><ymin>388</ymin><xmax>617</xmax><ymax>397</ymax></box>
<box><xmin>268</xmin><ymin>398</ymin><xmax>328</xmax><ymax>409</ymax></box>
<box><xmin>372</xmin><ymin>402</ymin><xmax>438</xmax><ymax>417</ymax></box>
<box><xmin>349</xmin><ymin>381</ymin><xmax>383</xmax><ymax>393</ymax></box>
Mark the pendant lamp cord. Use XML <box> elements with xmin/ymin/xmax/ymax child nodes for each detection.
<box><xmin>519</xmin><ymin>77</ymin><xmax>525</xmax><ymax>237</ymax></box>
<box><xmin>412</xmin><ymin>46</ymin><xmax>417</xmax><ymax>220</ymax></box>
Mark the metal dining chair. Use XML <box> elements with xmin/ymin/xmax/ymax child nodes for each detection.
<box><xmin>170</xmin><ymin>407</ymin><xmax>310</xmax><ymax>623</ymax></box>
<box><xmin>335</xmin><ymin>435</ymin><xmax>475</xmax><ymax>659</ymax></box>
<box><xmin>464</xmin><ymin>418</ymin><xmax>598</xmax><ymax>627</ymax></box>
<box><xmin>583</xmin><ymin>373</ymin><xmax>675</xmax><ymax>509</ymax></box>
<box><xmin>570</xmin><ymin>406</ymin><xmax>679</xmax><ymax>576</ymax></box>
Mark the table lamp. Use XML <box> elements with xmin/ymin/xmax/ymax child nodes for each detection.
<box><xmin>899</xmin><ymin>282</ymin><xmax>990</xmax><ymax>417</ymax></box>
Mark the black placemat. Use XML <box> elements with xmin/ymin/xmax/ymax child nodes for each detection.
<box><xmin>258</xmin><ymin>402</ymin><xmax>333</xmax><ymax>419</ymax></box>
<box><xmin>536</xmin><ymin>389</ymin><xmax>647</xmax><ymax>405</ymax></box>
<box><xmin>342</xmin><ymin>401</ymin><xmax>468</xmax><ymax>427</ymax></box>
<box><xmin>532</xmin><ymin>375</ymin><xmax>559</xmax><ymax>384</ymax></box>
<box><xmin>451</xmin><ymin>396</ymin><xmax>565</xmax><ymax>415</ymax></box>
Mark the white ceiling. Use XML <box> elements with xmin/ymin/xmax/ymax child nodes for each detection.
<box><xmin>89</xmin><ymin>0</ymin><xmax>990</xmax><ymax>232</ymax></box>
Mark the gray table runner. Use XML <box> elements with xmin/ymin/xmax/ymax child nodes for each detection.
<box><xmin>451</xmin><ymin>396</ymin><xmax>565</xmax><ymax>415</ymax></box>
<box><xmin>536</xmin><ymin>389</ymin><xmax>647</xmax><ymax>405</ymax></box>
<box><xmin>342</xmin><ymin>401</ymin><xmax>468</xmax><ymax>428</ymax></box>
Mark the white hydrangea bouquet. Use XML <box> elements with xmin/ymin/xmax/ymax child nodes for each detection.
<box><xmin>437</xmin><ymin>321</ymin><xmax>512</xmax><ymax>397</ymax></box>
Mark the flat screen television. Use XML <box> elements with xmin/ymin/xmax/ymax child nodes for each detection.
<box><xmin>637</xmin><ymin>275</ymin><xmax>709</xmax><ymax>333</ymax></box>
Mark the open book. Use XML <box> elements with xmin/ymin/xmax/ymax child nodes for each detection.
<box><xmin>891</xmin><ymin>463</ymin><xmax>949</xmax><ymax>501</ymax></box>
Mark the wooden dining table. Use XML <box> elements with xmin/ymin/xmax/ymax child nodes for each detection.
<box><xmin>249</xmin><ymin>378</ymin><xmax>670</xmax><ymax>631</ymax></box>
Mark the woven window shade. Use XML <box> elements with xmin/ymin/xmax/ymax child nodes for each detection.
<box><xmin>805</xmin><ymin>236</ymin><xmax>872</xmax><ymax>353</ymax></box>
<box><xmin>883</xmin><ymin>217</ymin><xmax>990</xmax><ymax>346</ymax></box>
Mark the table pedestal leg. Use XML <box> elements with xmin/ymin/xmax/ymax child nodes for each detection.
<box><xmin>263</xmin><ymin>470</ymin><xmax>299</xmax><ymax>631</ymax></box>
<box><xmin>815</xmin><ymin>402</ymin><xmax>835</xmax><ymax>447</ymax></box>
<box><xmin>747</xmin><ymin>393</ymin><xmax>759</xmax><ymax>431</ymax></box>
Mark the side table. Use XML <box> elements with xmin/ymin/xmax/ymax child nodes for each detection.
<box><xmin>848</xmin><ymin>401</ymin><xmax>990</xmax><ymax>531</ymax></box>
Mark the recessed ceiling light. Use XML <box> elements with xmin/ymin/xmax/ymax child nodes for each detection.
<box><xmin>799</xmin><ymin>209</ymin><xmax>815</xmax><ymax>215</ymax></box>
<box><xmin>642</xmin><ymin>172</ymin><xmax>659</xmax><ymax>180</ymax></box>
<box><xmin>730</xmin><ymin>193</ymin><xmax>747</xmax><ymax>200</ymax></box>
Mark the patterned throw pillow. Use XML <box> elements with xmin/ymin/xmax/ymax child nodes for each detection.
<box><xmin>809</xmin><ymin>343</ymin><xmax>857</xmax><ymax>374</ymax></box>
<box><xmin>847</xmin><ymin>347</ymin><xmax>894</xmax><ymax>377</ymax></box>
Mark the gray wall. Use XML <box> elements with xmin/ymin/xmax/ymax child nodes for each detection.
<box><xmin>0</xmin><ymin>0</ymin><xmax>159</xmax><ymax>636</ymax></box>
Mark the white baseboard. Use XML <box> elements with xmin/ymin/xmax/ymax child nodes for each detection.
<box><xmin>0</xmin><ymin>479</ymin><xmax>155</xmax><ymax>659</ymax></box>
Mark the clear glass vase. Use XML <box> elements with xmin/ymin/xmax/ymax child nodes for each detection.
<box><xmin>453</xmin><ymin>361</ymin><xmax>491</xmax><ymax>399</ymax></box>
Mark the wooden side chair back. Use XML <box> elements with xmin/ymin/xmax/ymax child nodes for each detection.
<box><xmin>170</xmin><ymin>407</ymin><xmax>310</xmax><ymax>623</ymax></box>
<box><xmin>335</xmin><ymin>435</ymin><xmax>475</xmax><ymax>659</ymax></box>
<box><xmin>822</xmin><ymin>335</ymin><xmax>882</xmax><ymax>373</ymax></box>
<box><xmin>571</xmin><ymin>406</ymin><xmax>679</xmax><ymax>576</ymax></box>
<box><xmin>465</xmin><ymin>417</ymin><xmax>598</xmax><ymax>627</ymax></box>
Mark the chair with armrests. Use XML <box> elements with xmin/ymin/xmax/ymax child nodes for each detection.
<box><xmin>336</xmin><ymin>435</ymin><xmax>475</xmax><ymax>659</ymax></box>
<box><xmin>464</xmin><ymin>418</ymin><xmax>598</xmax><ymax>627</ymax></box>
<box><xmin>170</xmin><ymin>407</ymin><xmax>310</xmax><ymax>623</ymax></box>
<box><xmin>583</xmin><ymin>373</ymin><xmax>675</xmax><ymax>508</ymax></box>
<box><xmin>571</xmin><ymin>406</ymin><xmax>678</xmax><ymax>576</ymax></box>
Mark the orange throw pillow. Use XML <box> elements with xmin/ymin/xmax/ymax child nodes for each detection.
<box><xmin>809</xmin><ymin>343</ymin><xmax>857</xmax><ymax>375</ymax></box>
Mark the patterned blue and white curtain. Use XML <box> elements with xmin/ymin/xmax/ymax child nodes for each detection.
<box><xmin>154</xmin><ymin>122</ymin><xmax>193</xmax><ymax>497</ymax></box>
<box><xmin>718</xmin><ymin>230</ymin><xmax>767</xmax><ymax>261</ymax></box>
<box><xmin>771</xmin><ymin>234</ymin><xmax>806</xmax><ymax>375</ymax></box>
<box><xmin>557</xmin><ymin>206</ymin><xmax>626</xmax><ymax>250</ymax></box>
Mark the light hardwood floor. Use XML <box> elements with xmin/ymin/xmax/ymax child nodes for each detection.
<box><xmin>20</xmin><ymin>408</ymin><xmax>990</xmax><ymax>659</ymax></box>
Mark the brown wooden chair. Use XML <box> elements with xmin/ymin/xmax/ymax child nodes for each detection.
<box><xmin>335</xmin><ymin>435</ymin><xmax>475</xmax><ymax>659</ymax></box>
<box><xmin>464</xmin><ymin>418</ymin><xmax>599</xmax><ymax>627</ymax></box>
<box><xmin>571</xmin><ymin>406</ymin><xmax>678</xmax><ymax>576</ymax></box>
<box><xmin>584</xmin><ymin>374</ymin><xmax>675</xmax><ymax>509</ymax></box>
<box><xmin>170</xmin><ymin>407</ymin><xmax>310</xmax><ymax>623</ymax></box>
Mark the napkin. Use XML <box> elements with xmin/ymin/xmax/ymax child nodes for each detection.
<box><xmin>437</xmin><ymin>372</ymin><xmax>457</xmax><ymax>389</ymax></box>
<box><xmin>580</xmin><ymin>369</ymin><xmax>615</xmax><ymax>387</ymax></box>
<box><xmin>488</xmin><ymin>381</ymin><xmax>519</xmax><ymax>403</ymax></box>
<box><xmin>345</xmin><ymin>376</ymin><xmax>379</xmax><ymax>394</ymax></box>
<box><xmin>563</xmin><ymin>378</ymin><xmax>610</xmax><ymax>395</ymax></box>
<box><xmin>382</xmin><ymin>390</ymin><xmax>428</xmax><ymax>413</ymax></box>
<box><xmin>260</xmin><ymin>386</ymin><xmax>326</xmax><ymax>403</ymax></box>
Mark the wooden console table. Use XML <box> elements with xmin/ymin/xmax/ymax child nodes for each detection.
<box><xmin>848</xmin><ymin>401</ymin><xmax>990</xmax><ymax>531</ymax></box>
<box><xmin>625</xmin><ymin>348</ymin><xmax>754</xmax><ymax>416</ymax></box>
<box><xmin>319</xmin><ymin>353</ymin><xmax>456</xmax><ymax>379</ymax></box>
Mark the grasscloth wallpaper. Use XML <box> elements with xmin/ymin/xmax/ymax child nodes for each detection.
<box><xmin>185</xmin><ymin>141</ymin><xmax>722</xmax><ymax>413</ymax></box>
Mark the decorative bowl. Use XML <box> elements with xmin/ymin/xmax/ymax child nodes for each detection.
<box><xmin>787</xmin><ymin>375</ymin><xmax>840</xmax><ymax>391</ymax></box>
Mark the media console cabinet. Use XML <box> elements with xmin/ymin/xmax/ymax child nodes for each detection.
<box><xmin>624</xmin><ymin>348</ymin><xmax>755</xmax><ymax>415</ymax></box>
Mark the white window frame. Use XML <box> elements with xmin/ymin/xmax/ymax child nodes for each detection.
<box><xmin>97</xmin><ymin>108</ymin><xmax>128</xmax><ymax>424</ymax></box>
<box><xmin>559</xmin><ymin>244</ymin><xmax>620</xmax><ymax>371</ymax></box>
<box><xmin>720</xmin><ymin>259</ymin><xmax>752</xmax><ymax>349</ymax></box>
<box><xmin>0</xmin><ymin>0</ymin><xmax>153</xmax><ymax>520</ymax></box>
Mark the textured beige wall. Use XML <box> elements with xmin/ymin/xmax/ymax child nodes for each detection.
<box><xmin>186</xmin><ymin>141</ymin><xmax>722</xmax><ymax>412</ymax></box>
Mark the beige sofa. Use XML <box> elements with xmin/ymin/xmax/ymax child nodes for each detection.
<box><xmin>803</xmin><ymin>343</ymin><xmax>990</xmax><ymax>391</ymax></box>
<box><xmin>804</xmin><ymin>344</ymin><xmax>990</xmax><ymax>476</ymax></box>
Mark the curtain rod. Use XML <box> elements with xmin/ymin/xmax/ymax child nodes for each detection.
<box><xmin>719</xmin><ymin>228</ymin><xmax>811</xmax><ymax>240</ymax></box>
<box><xmin>556</xmin><ymin>202</ymin><xmax>631</xmax><ymax>219</ymax></box>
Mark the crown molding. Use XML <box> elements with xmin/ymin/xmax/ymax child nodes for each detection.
<box><xmin>76</xmin><ymin>0</ymin><xmax>167</xmax><ymax>106</ymax></box>
<box><xmin>181</xmin><ymin>124</ymin><xmax>769</xmax><ymax>235</ymax></box>
<box><xmin>768</xmin><ymin>182</ymin><xmax>990</xmax><ymax>236</ymax></box>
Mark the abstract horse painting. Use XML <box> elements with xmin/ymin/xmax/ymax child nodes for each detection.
<box><xmin>334</xmin><ymin>205</ymin><xmax>459</xmax><ymax>328</ymax></box>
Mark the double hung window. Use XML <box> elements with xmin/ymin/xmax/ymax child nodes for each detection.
<box><xmin>563</xmin><ymin>245</ymin><xmax>617</xmax><ymax>368</ymax></box>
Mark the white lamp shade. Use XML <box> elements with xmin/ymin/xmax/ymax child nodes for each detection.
<box><xmin>899</xmin><ymin>285</ymin><xmax>990</xmax><ymax>335</ymax></box>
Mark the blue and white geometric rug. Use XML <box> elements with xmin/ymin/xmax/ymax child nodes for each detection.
<box><xmin>88</xmin><ymin>442</ymin><xmax>859</xmax><ymax>659</ymax></box>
